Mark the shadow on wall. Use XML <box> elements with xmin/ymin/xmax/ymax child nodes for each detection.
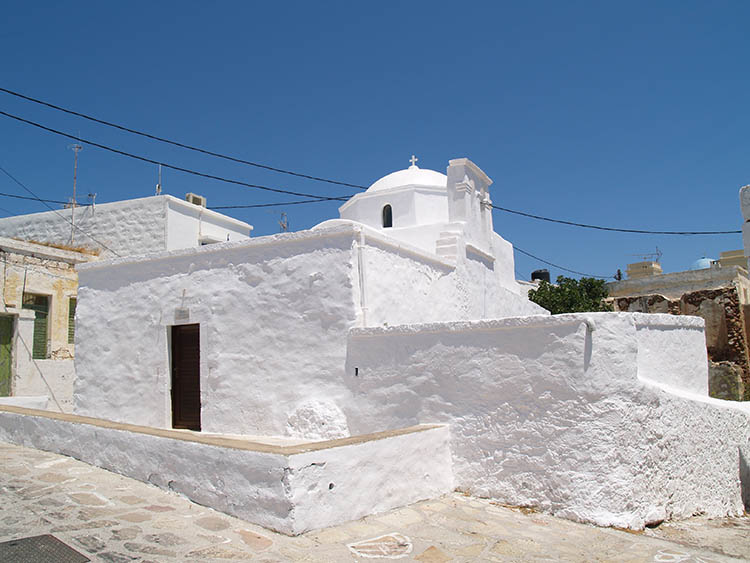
<box><xmin>741</xmin><ymin>447</ymin><xmax>750</xmax><ymax>512</ymax></box>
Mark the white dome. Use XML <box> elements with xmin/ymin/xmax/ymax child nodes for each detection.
<box><xmin>367</xmin><ymin>165</ymin><xmax>447</xmax><ymax>193</ymax></box>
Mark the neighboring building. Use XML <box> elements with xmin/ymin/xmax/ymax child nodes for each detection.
<box><xmin>626</xmin><ymin>260</ymin><xmax>663</xmax><ymax>279</ymax></box>
<box><xmin>608</xmin><ymin>261</ymin><xmax>750</xmax><ymax>401</ymax></box>
<box><xmin>46</xmin><ymin>157</ymin><xmax>750</xmax><ymax>533</ymax></box>
<box><xmin>606</xmin><ymin>183</ymin><xmax>750</xmax><ymax>402</ymax></box>
<box><xmin>0</xmin><ymin>194</ymin><xmax>253</xmax><ymax>412</ymax></box>
<box><xmin>0</xmin><ymin>237</ymin><xmax>95</xmax><ymax>412</ymax></box>
<box><xmin>0</xmin><ymin>194</ymin><xmax>253</xmax><ymax>258</ymax></box>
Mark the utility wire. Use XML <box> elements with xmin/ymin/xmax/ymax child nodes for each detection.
<box><xmin>492</xmin><ymin>204</ymin><xmax>740</xmax><ymax>236</ymax></box>
<box><xmin>1</xmin><ymin>103</ymin><xmax>739</xmax><ymax>236</ymax></box>
<box><xmin>514</xmin><ymin>245</ymin><xmax>611</xmax><ymax>279</ymax></box>
<box><xmin>0</xmin><ymin>190</ymin><xmax>73</xmax><ymax>206</ymax></box>
<box><xmin>0</xmin><ymin>164</ymin><xmax>122</xmax><ymax>257</ymax></box>
<box><xmin>0</xmin><ymin>86</ymin><xmax>367</xmax><ymax>191</ymax></box>
<box><xmin>0</xmin><ymin>109</ymin><xmax>352</xmax><ymax>202</ymax></box>
<box><xmin>210</xmin><ymin>199</ymin><xmax>333</xmax><ymax>210</ymax></box>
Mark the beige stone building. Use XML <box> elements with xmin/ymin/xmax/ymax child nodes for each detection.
<box><xmin>0</xmin><ymin>237</ymin><xmax>95</xmax><ymax>412</ymax></box>
<box><xmin>607</xmin><ymin>256</ymin><xmax>750</xmax><ymax>401</ymax></box>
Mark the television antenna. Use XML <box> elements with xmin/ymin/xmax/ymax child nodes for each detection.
<box><xmin>68</xmin><ymin>143</ymin><xmax>83</xmax><ymax>244</ymax></box>
<box><xmin>278</xmin><ymin>212</ymin><xmax>289</xmax><ymax>232</ymax></box>
<box><xmin>629</xmin><ymin>246</ymin><xmax>662</xmax><ymax>262</ymax></box>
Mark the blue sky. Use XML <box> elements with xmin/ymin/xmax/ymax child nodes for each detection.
<box><xmin>1</xmin><ymin>1</ymin><xmax>748</xmax><ymax>280</ymax></box>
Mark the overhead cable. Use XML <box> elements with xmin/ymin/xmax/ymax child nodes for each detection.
<box><xmin>0</xmin><ymin>109</ymin><xmax>352</xmax><ymax>202</ymax></box>
<box><xmin>1</xmin><ymin>103</ymin><xmax>740</xmax><ymax>236</ymax></box>
<box><xmin>0</xmin><ymin>164</ymin><xmax>122</xmax><ymax>257</ymax></box>
<box><xmin>0</xmin><ymin>86</ymin><xmax>367</xmax><ymax>191</ymax></box>
<box><xmin>210</xmin><ymin>199</ymin><xmax>333</xmax><ymax>209</ymax></box>
<box><xmin>492</xmin><ymin>204</ymin><xmax>740</xmax><ymax>236</ymax></box>
<box><xmin>514</xmin><ymin>245</ymin><xmax>611</xmax><ymax>279</ymax></box>
<box><xmin>0</xmin><ymin>190</ymin><xmax>72</xmax><ymax>206</ymax></box>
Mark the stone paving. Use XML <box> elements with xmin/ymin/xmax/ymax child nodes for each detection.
<box><xmin>1</xmin><ymin>441</ymin><xmax>748</xmax><ymax>562</ymax></box>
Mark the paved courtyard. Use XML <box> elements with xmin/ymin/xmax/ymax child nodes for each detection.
<box><xmin>0</xmin><ymin>441</ymin><xmax>748</xmax><ymax>562</ymax></box>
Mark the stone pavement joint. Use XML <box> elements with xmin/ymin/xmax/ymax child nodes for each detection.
<box><xmin>1</xmin><ymin>441</ymin><xmax>748</xmax><ymax>562</ymax></box>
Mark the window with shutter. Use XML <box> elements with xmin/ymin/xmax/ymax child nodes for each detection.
<box><xmin>22</xmin><ymin>293</ymin><xmax>49</xmax><ymax>360</ymax></box>
<box><xmin>68</xmin><ymin>297</ymin><xmax>77</xmax><ymax>344</ymax></box>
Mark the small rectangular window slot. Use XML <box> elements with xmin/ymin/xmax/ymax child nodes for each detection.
<box><xmin>354</xmin><ymin>367</ymin><xmax>359</xmax><ymax>377</ymax></box>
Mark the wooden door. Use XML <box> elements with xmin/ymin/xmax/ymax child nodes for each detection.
<box><xmin>0</xmin><ymin>316</ymin><xmax>12</xmax><ymax>397</ymax></box>
<box><xmin>171</xmin><ymin>324</ymin><xmax>201</xmax><ymax>430</ymax></box>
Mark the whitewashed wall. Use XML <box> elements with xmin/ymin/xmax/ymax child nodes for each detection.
<box><xmin>74</xmin><ymin>223</ymin><xmax>546</xmax><ymax>435</ymax></box>
<box><xmin>165</xmin><ymin>197</ymin><xmax>251</xmax><ymax>248</ymax></box>
<box><xmin>344</xmin><ymin>312</ymin><xmax>750</xmax><ymax>529</ymax></box>
<box><xmin>0</xmin><ymin>195</ymin><xmax>251</xmax><ymax>258</ymax></box>
<box><xmin>0</xmin><ymin>406</ymin><xmax>452</xmax><ymax>535</ymax></box>
<box><xmin>6</xmin><ymin>310</ymin><xmax>74</xmax><ymax>413</ymax></box>
<box><xmin>360</xmin><ymin>230</ymin><xmax>546</xmax><ymax>327</ymax></box>
<box><xmin>0</xmin><ymin>196</ymin><xmax>168</xmax><ymax>257</ymax></box>
<box><xmin>75</xmin><ymin>228</ymin><xmax>360</xmax><ymax>435</ymax></box>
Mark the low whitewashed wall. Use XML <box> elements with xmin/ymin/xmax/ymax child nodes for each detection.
<box><xmin>344</xmin><ymin>312</ymin><xmax>750</xmax><ymax>529</ymax></box>
<box><xmin>287</xmin><ymin>424</ymin><xmax>454</xmax><ymax>534</ymax></box>
<box><xmin>0</xmin><ymin>406</ymin><xmax>452</xmax><ymax>535</ymax></box>
<box><xmin>0</xmin><ymin>396</ymin><xmax>48</xmax><ymax>409</ymax></box>
<box><xmin>14</xmin><ymin>313</ymin><xmax>74</xmax><ymax>413</ymax></box>
<box><xmin>634</xmin><ymin>314</ymin><xmax>709</xmax><ymax>394</ymax></box>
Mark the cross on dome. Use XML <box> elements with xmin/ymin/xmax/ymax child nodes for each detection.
<box><xmin>409</xmin><ymin>155</ymin><xmax>419</xmax><ymax>168</ymax></box>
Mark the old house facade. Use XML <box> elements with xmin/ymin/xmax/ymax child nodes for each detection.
<box><xmin>0</xmin><ymin>237</ymin><xmax>95</xmax><ymax>412</ymax></box>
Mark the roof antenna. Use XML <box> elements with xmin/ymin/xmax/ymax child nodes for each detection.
<box><xmin>279</xmin><ymin>212</ymin><xmax>289</xmax><ymax>232</ymax></box>
<box><xmin>155</xmin><ymin>164</ymin><xmax>162</xmax><ymax>195</ymax></box>
<box><xmin>68</xmin><ymin>143</ymin><xmax>83</xmax><ymax>245</ymax></box>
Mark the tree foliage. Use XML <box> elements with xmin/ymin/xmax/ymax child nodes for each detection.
<box><xmin>528</xmin><ymin>276</ymin><xmax>612</xmax><ymax>314</ymax></box>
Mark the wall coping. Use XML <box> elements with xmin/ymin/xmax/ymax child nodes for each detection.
<box><xmin>0</xmin><ymin>404</ymin><xmax>442</xmax><ymax>456</ymax></box>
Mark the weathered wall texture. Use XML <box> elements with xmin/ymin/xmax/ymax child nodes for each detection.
<box><xmin>0</xmin><ymin>197</ymin><xmax>168</xmax><ymax>258</ymax></box>
<box><xmin>613</xmin><ymin>287</ymin><xmax>750</xmax><ymax>400</ymax></box>
<box><xmin>0</xmin><ymin>195</ymin><xmax>252</xmax><ymax>259</ymax></box>
<box><xmin>75</xmin><ymin>228</ymin><xmax>360</xmax><ymax>434</ymax></box>
<box><xmin>344</xmin><ymin>313</ymin><xmax>750</xmax><ymax>530</ymax></box>
<box><xmin>74</xmin><ymin>224</ymin><xmax>545</xmax><ymax>434</ymax></box>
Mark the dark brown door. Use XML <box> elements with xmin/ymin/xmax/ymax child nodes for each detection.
<box><xmin>171</xmin><ymin>324</ymin><xmax>201</xmax><ymax>431</ymax></box>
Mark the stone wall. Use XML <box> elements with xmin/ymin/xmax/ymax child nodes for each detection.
<box><xmin>613</xmin><ymin>287</ymin><xmax>750</xmax><ymax>400</ymax></box>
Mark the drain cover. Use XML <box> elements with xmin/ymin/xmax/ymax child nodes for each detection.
<box><xmin>0</xmin><ymin>534</ymin><xmax>90</xmax><ymax>562</ymax></box>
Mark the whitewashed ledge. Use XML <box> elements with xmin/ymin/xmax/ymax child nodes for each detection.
<box><xmin>0</xmin><ymin>405</ymin><xmax>453</xmax><ymax>535</ymax></box>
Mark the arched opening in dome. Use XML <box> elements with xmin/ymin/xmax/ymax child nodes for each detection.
<box><xmin>382</xmin><ymin>205</ymin><xmax>393</xmax><ymax>228</ymax></box>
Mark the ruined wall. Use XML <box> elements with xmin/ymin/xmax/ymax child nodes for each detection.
<box><xmin>613</xmin><ymin>287</ymin><xmax>750</xmax><ymax>400</ymax></box>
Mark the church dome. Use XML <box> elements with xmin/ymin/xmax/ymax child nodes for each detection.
<box><xmin>367</xmin><ymin>162</ymin><xmax>447</xmax><ymax>193</ymax></box>
<box><xmin>690</xmin><ymin>257</ymin><xmax>714</xmax><ymax>270</ymax></box>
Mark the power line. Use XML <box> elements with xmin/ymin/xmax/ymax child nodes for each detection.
<box><xmin>210</xmin><ymin>199</ymin><xmax>334</xmax><ymax>210</ymax></box>
<box><xmin>491</xmin><ymin>204</ymin><xmax>740</xmax><ymax>236</ymax></box>
<box><xmin>514</xmin><ymin>245</ymin><xmax>611</xmax><ymax>279</ymax></box>
<box><xmin>0</xmin><ymin>109</ymin><xmax>353</xmax><ymax>202</ymax></box>
<box><xmin>1</xmin><ymin>102</ymin><xmax>740</xmax><ymax>236</ymax></box>
<box><xmin>0</xmin><ymin>86</ymin><xmax>368</xmax><ymax>191</ymax></box>
<box><xmin>0</xmin><ymin>164</ymin><xmax>122</xmax><ymax>257</ymax></box>
<box><xmin>0</xmin><ymin>190</ymin><xmax>72</xmax><ymax>206</ymax></box>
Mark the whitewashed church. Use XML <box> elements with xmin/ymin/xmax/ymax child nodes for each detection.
<box><xmin>0</xmin><ymin>157</ymin><xmax>747</xmax><ymax>535</ymax></box>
